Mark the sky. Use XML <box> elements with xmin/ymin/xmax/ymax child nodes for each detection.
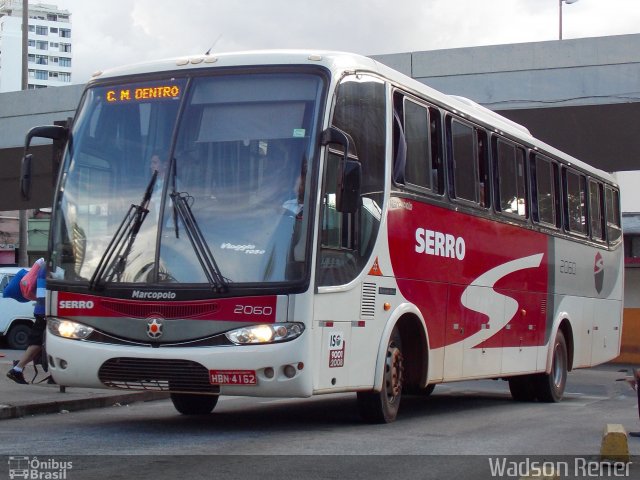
<box><xmin>50</xmin><ymin>0</ymin><xmax>640</xmax><ymax>84</ymax></box>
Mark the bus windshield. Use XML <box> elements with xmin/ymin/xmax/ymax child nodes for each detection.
<box><xmin>51</xmin><ymin>72</ymin><xmax>324</xmax><ymax>288</ymax></box>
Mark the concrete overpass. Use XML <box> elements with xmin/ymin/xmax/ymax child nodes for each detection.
<box><xmin>1</xmin><ymin>33</ymin><xmax>640</xmax><ymax>210</ymax></box>
<box><xmin>372</xmin><ymin>33</ymin><xmax>640</xmax><ymax>174</ymax></box>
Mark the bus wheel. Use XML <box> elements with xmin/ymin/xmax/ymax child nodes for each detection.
<box><xmin>508</xmin><ymin>375</ymin><xmax>536</xmax><ymax>402</ymax></box>
<box><xmin>534</xmin><ymin>330</ymin><xmax>568</xmax><ymax>403</ymax></box>
<box><xmin>357</xmin><ymin>328</ymin><xmax>404</xmax><ymax>423</ymax></box>
<box><xmin>170</xmin><ymin>393</ymin><xmax>219</xmax><ymax>415</ymax></box>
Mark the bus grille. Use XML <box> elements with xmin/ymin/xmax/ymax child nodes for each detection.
<box><xmin>100</xmin><ymin>299</ymin><xmax>219</xmax><ymax>319</ymax></box>
<box><xmin>98</xmin><ymin>357</ymin><xmax>218</xmax><ymax>393</ymax></box>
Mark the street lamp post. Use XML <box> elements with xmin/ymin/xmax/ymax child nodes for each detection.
<box><xmin>559</xmin><ymin>0</ymin><xmax>579</xmax><ymax>40</ymax></box>
<box><xmin>19</xmin><ymin>0</ymin><xmax>29</xmax><ymax>267</ymax></box>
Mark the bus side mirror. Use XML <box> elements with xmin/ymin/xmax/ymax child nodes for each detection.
<box><xmin>321</xmin><ymin>126</ymin><xmax>362</xmax><ymax>214</ymax></box>
<box><xmin>21</xmin><ymin>124</ymin><xmax>69</xmax><ymax>201</ymax></box>
<box><xmin>24</xmin><ymin>125</ymin><xmax>68</xmax><ymax>149</ymax></box>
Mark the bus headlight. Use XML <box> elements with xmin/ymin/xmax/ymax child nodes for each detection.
<box><xmin>48</xmin><ymin>318</ymin><xmax>94</xmax><ymax>340</ymax></box>
<box><xmin>225</xmin><ymin>323</ymin><xmax>304</xmax><ymax>345</ymax></box>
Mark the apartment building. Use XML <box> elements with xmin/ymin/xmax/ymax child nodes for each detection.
<box><xmin>0</xmin><ymin>0</ymin><xmax>71</xmax><ymax>92</ymax></box>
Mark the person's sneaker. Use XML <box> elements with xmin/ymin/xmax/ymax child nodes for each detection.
<box><xmin>6</xmin><ymin>368</ymin><xmax>28</xmax><ymax>385</ymax></box>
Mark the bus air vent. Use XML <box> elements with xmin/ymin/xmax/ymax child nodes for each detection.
<box><xmin>361</xmin><ymin>282</ymin><xmax>377</xmax><ymax>318</ymax></box>
<box><xmin>98</xmin><ymin>357</ymin><xmax>218</xmax><ymax>394</ymax></box>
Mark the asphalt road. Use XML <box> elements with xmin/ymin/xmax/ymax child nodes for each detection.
<box><xmin>1</xmin><ymin>365</ymin><xmax>638</xmax><ymax>479</ymax></box>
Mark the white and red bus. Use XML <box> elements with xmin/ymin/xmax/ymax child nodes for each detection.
<box><xmin>26</xmin><ymin>51</ymin><xmax>623</xmax><ymax>423</ymax></box>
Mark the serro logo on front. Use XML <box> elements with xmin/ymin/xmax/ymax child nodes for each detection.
<box><xmin>59</xmin><ymin>300</ymin><xmax>95</xmax><ymax>309</ymax></box>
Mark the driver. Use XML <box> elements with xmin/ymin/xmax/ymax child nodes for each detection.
<box><xmin>282</xmin><ymin>162</ymin><xmax>306</xmax><ymax>217</ymax></box>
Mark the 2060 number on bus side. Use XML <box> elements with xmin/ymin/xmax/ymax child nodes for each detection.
<box><xmin>234</xmin><ymin>305</ymin><xmax>273</xmax><ymax>316</ymax></box>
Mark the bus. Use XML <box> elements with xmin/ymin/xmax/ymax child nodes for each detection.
<box><xmin>24</xmin><ymin>50</ymin><xmax>623</xmax><ymax>423</ymax></box>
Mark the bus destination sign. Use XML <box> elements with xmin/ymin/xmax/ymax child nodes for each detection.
<box><xmin>106</xmin><ymin>85</ymin><xmax>181</xmax><ymax>103</ymax></box>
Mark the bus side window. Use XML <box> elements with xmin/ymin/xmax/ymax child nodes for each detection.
<box><xmin>392</xmin><ymin>91</ymin><xmax>444</xmax><ymax>196</ymax></box>
<box><xmin>563</xmin><ymin>168</ymin><xmax>587</xmax><ymax>236</ymax></box>
<box><xmin>588</xmin><ymin>179</ymin><xmax>605</xmax><ymax>241</ymax></box>
<box><xmin>403</xmin><ymin>98</ymin><xmax>431</xmax><ymax>191</ymax></box>
<box><xmin>447</xmin><ymin>118</ymin><xmax>489</xmax><ymax>208</ymax></box>
<box><xmin>605</xmin><ymin>186</ymin><xmax>622</xmax><ymax>243</ymax></box>
<box><xmin>495</xmin><ymin>137</ymin><xmax>527</xmax><ymax>218</ymax></box>
<box><xmin>451</xmin><ymin>120</ymin><xmax>474</xmax><ymax>202</ymax></box>
<box><xmin>532</xmin><ymin>154</ymin><xmax>559</xmax><ymax>227</ymax></box>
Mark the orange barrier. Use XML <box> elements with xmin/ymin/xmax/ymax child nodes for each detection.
<box><xmin>612</xmin><ymin>308</ymin><xmax>640</xmax><ymax>365</ymax></box>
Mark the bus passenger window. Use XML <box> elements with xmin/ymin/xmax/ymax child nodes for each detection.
<box><xmin>534</xmin><ymin>155</ymin><xmax>557</xmax><ymax>226</ymax></box>
<box><xmin>450</xmin><ymin>119</ymin><xmax>477</xmax><ymax>203</ymax></box>
<box><xmin>564</xmin><ymin>169</ymin><xmax>587</xmax><ymax>235</ymax></box>
<box><xmin>392</xmin><ymin>92</ymin><xmax>443</xmax><ymax>196</ymax></box>
<box><xmin>588</xmin><ymin>180</ymin><xmax>605</xmax><ymax>241</ymax></box>
<box><xmin>403</xmin><ymin>99</ymin><xmax>431</xmax><ymax>191</ymax></box>
<box><xmin>496</xmin><ymin>139</ymin><xmax>527</xmax><ymax>218</ymax></box>
<box><xmin>605</xmin><ymin>186</ymin><xmax>622</xmax><ymax>242</ymax></box>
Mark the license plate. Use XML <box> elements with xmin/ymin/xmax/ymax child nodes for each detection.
<box><xmin>209</xmin><ymin>369</ymin><xmax>257</xmax><ymax>385</ymax></box>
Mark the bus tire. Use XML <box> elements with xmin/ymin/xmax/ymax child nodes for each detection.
<box><xmin>170</xmin><ymin>393</ymin><xmax>219</xmax><ymax>415</ymax></box>
<box><xmin>405</xmin><ymin>383</ymin><xmax>436</xmax><ymax>397</ymax></box>
<box><xmin>357</xmin><ymin>327</ymin><xmax>403</xmax><ymax>423</ymax></box>
<box><xmin>508</xmin><ymin>375</ymin><xmax>536</xmax><ymax>402</ymax></box>
<box><xmin>534</xmin><ymin>330</ymin><xmax>568</xmax><ymax>403</ymax></box>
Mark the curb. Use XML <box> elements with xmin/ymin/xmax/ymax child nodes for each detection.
<box><xmin>0</xmin><ymin>391</ymin><xmax>168</xmax><ymax>421</ymax></box>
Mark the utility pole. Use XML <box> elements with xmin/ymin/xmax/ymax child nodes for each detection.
<box><xmin>18</xmin><ymin>0</ymin><xmax>28</xmax><ymax>266</ymax></box>
<box><xmin>559</xmin><ymin>0</ymin><xmax>579</xmax><ymax>41</ymax></box>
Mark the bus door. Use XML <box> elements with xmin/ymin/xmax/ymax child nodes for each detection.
<box><xmin>574</xmin><ymin>297</ymin><xmax>595</xmax><ymax>368</ymax></box>
<box><xmin>313</xmin><ymin>73</ymin><xmax>387</xmax><ymax>391</ymax></box>
<box><xmin>591</xmin><ymin>298</ymin><xmax>622</xmax><ymax>365</ymax></box>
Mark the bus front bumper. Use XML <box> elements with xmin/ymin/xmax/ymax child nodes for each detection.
<box><xmin>46</xmin><ymin>332</ymin><xmax>313</xmax><ymax>398</ymax></box>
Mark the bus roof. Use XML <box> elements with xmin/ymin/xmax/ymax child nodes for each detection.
<box><xmin>91</xmin><ymin>49</ymin><xmax>616</xmax><ymax>185</ymax></box>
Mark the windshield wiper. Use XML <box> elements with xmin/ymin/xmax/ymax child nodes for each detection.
<box><xmin>89</xmin><ymin>171</ymin><xmax>158</xmax><ymax>290</ymax></box>
<box><xmin>170</xmin><ymin>190</ymin><xmax>228</xmax><ymax>292</ymax></box>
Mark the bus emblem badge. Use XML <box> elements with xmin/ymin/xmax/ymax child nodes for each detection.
<box><xmin>594</xmin><ymin>252</ymin><xmax>604</xmax><ymax>294</ymax></box>
<box><xmin>147</xmin><ymin>318</ymin><xmax>164</xmax><ymax>339</ymax></box>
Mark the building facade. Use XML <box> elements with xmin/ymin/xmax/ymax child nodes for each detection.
<box><xmin>0</xmin><ymin>0</ymin><xmax>71</xmax><ymax>92</ymax></box>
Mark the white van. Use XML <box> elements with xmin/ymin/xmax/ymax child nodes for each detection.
<box><xmin>0</xmin><ymin>267</ymin><xmax>35</xmax><ymax>349</ymax></box>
